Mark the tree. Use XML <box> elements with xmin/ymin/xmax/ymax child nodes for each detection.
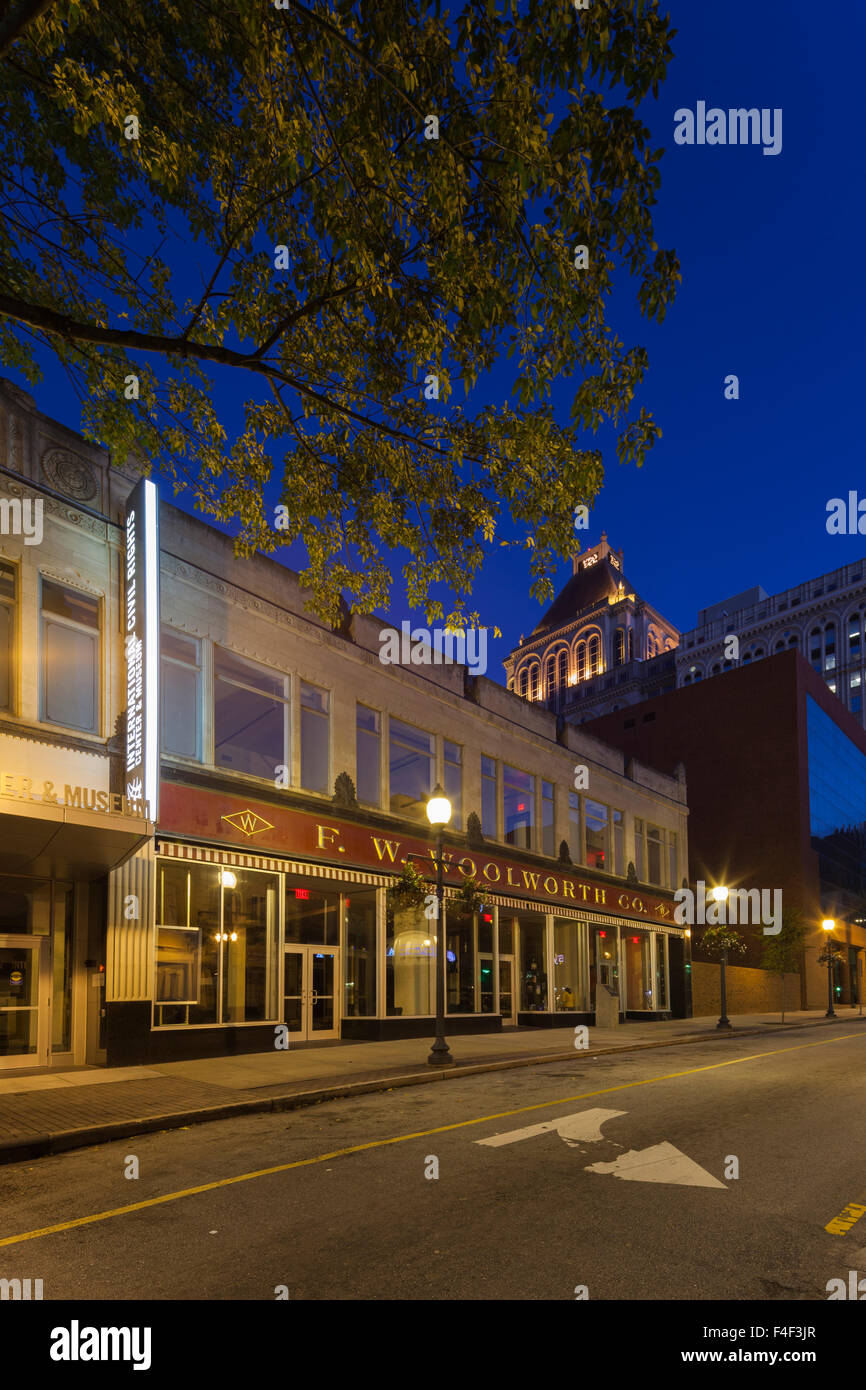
<box><xmin>0</xmin><ymin>0</ymin><xmax>680</xmax><ymax>628</ymax></box>
<box><xmin>761</xmin><ymin>907</ymin><xmax>808</xmax><ymax>1023</ymax></box>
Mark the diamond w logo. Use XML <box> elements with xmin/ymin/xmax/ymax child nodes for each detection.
<box><xmin>221</xmin><ymin>809</ymin><xmax>275</xmax><ymax>838</ymax></box>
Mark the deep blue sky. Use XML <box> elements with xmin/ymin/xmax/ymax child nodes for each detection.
<box><xmin>8</xmin><ymin>0</ymin><xmax>865</xmax><ymax>677</ymax></box>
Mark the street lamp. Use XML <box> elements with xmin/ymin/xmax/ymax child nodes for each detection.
<box><xmin>821</xmin><ymin>919</ymin><xmax>837</xmax><ymax>1019</ymax></box>
<box><xmin>713</xmin><ymin>886</ymin><xmax>732</xmax><ymax>1030</ymax></box>
<box><xmin>426</xmin><ymin>784</ymin><xmax>454</xmax><ymax>1067</ymax></box>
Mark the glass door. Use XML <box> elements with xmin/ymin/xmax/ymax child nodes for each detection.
<box><xmin>0</xmin><ymin>936</ymin><xmax>48</xmax><ymax>1068</ymax></box>
<box><xmin>283</xmin><ymin>946</ymin><xmax>339</xmax><ymax>1041</ymax></box>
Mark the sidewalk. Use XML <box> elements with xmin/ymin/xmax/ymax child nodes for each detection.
<box><xmin>1</xmin><ymin>1008</ymin><xmax>863</xmax><ymax>1163</ymax></box>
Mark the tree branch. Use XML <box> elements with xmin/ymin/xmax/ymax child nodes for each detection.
<box><xmin>0</xmin><ymin>0</ymin><xmax>58</xmax><ymax>59</ymax></box>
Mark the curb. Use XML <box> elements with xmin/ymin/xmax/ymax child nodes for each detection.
<box><xmin>1</xmin><ymin>1013</ymin><xmax>863</xmax><ymax>1164</ymax></box>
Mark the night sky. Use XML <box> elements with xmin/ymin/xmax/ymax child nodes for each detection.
<box><xmin>7</xmin><ymin>1</ymin><xmax>864</xmax><ymax>678</ymax></box>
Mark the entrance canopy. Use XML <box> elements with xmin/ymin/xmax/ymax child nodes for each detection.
<box><xmin>0</xmin><ymin>800</ymin><xmax>152</xmax><ymax>879</ymax></box>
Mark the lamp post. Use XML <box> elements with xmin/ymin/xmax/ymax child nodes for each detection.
<box><xmin>426</xmin><ymin>784</ymin><xmax>455</xmax><ymax>1067</ymax></box>
<box><xmin>713</xmin><ymin>886</ymin><xmax>732</xmax><ymax>1030</ymax></box>
<box><xmin>821</xmin><ymin>919</ymin><xmax>837</xmax><ymax>1019</ymax></box>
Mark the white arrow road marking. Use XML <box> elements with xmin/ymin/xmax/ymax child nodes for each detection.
<box><xmin>586</xmin><ymin>1141</ymin><xmax>726</xmax><ymax>1188</ymax></box>
<box><xmin>476</xmin><ymin>1107</ymin><xmax>626</xmax><ymax>1149</ymax></box>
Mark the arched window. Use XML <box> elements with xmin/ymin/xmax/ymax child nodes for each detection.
<box><xmin>588</xmin><ymin>634</ymin><xmax>601</xmax><ymax>675</ymax></box>
<box><xmin>628</xmin><ymin>629</ymin><xmax>633</xmax><ymax>661</ymax></box>
<box><xmin>614</xmin><ymin>628</ymin><xmax>625</xmax><ymax>666</ymax></box>
<box><xmin>775</xmin><ymin>640</ymin><xmax>785</xmax><ymax>653</ymax></box>
<box><xmin>529</xmin><ymin>664</ymin><xmax>539</xmax><ymax>699</ymax></box>
<box><xmin>788</xmin><ymin>634</ymin><xmax>798</xmax><ymax>648</ymax></box>
<box><xmin>712</xmin><ymin>663</ymin><xmax>721</xmax><ymax>675</ymax></box>
<box><xmin>557</xmin><ymin>648</ymin><xmax>568</xmax><ymax>688</ymax></box>
<box><xmin>545</xmin><ymin>653</ymin><xmax>556</xmax><ymax>696</ymax></box>
<box><xmin>576</xmin><ymin>641</ymin><xmax>587</xmax><ymax>681</ymax></box>
<box><xmin>518</xmin><ymin>667</ymin><xmax>528</xmax><ymax>697</ymax></box>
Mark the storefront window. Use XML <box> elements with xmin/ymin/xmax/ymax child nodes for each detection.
<box><xmin>386</xmin><ymin>901</ymin><xmax>434</xmax><ymax>1015</ymax></box>
<box><xmin>344</xmin><ymin>889</ymin><xmax>377</xmax><ymax>1016</ymax></box>
<box><xmin>389</xmin><ymin>718</ymin><xmax>433</xmax><ymax>821</ymax></box>
<box><xmin>520</xmin><ymin>917</ymin><xmax>547</xmax><ymax>1010</ymax></box>
<box><xmin>447</xmin><ymin>909</ymin><xmax>477</xmax><ymax>1014</ymax></box>
<box><xmin>554</xmin><ymin>918</ymin><xmax>587</xmax><ymax>1012</ymax></box>
<box><xmin>356</xmin><ymin>705</ymin><xmax>380</xmax><ymax>805</ymax></box>
<box><xmin>625</xmin><ymin>931</ymin><xmax>653</xmax><ymax>1010</ymax></box>
<box><xmin>222</xmin><ymin>871</ymin><xmax>279</xmax><ymax>1023</ymax></box>
<box><xmin>155</xmin><ymin>861</ymin><xmax>279</xmax><ymax>1026</ymax></box>
<box><xmin>300</xmin><ymin>681</ymin><xmax>330</xmax><ymax>792</ymax></box>
<box><xmin>52</xmin><ymin>886</ymin><xmax>74</xmax><ymax>1051</ymax></box>
<box><xmin>656</xmin><ymin>935</ymin><xmax>668</xmax><ymax>1009</ymax></box>
<box><xmin>504</xmin><ymin>765</ymin><xmax>534</xmax><ymax>849</ymax></box>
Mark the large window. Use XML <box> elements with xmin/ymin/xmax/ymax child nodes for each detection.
<box><xmin>214</xmin><ymin>646</ymin><xmax>288</xmax><ymax>779</ymax></box>
<box><xmin>520</xmin><ymin>917</ymin><xmax>547</xmax><ymax>1011</ymax></box>
<box><xmin>356</xmin><ymin>705</ymin><xmax>381</xmax><ymax>805</ymax></box>
<box><xmin>585</xmin><ymin>800</ymin><xmax>609</xmax><ymax>870</ymax></box>
<box><xmin>161</xmin><ymin>626</ymin><xmax>200</xmax><ymax>759</ymax></box>
<box><xmin>542</xmin><ymin>780</ymin><xmax>555</xmax><ymax>856</ymax></box>
<box><xmin>503</xmin><ymin>764</ymin><xmax>534</xmax><ymax>849</ymax></box>
<box><xmin>554</xmin><ymin>918</ymin><xmax>587</xmax><ymax>1012</ymax></box>
<box><xmin>634</xmin><ymin>818</ymin><xmax>669</xmax><ymax>887</ymax></box>
<box><xmin>482</xmin><ymin>755</ymin><xmax>497</xmax><ymax>837</ymax></box>
<box><xmin>155</xmin><ymin>861</ymin><xmax>279</xmax><ymax>1026</ymax></box>
<box><xmin>300</xmin><ymin>681</ymin><xmax>329</xmax><ymax>792</ymax></box>
<box><xmin>568</xmin><ymin>791</ymin><xmax>581</xmax><ymax>861</ymax></box>
<box><xmin>389</xmin><ymin>718</ymin><xmax>433</xmax><ymax>820</ymax></box>
<box><xmin>807</xmin><ymin>694</ymin><xmax>866</xmax><ymax>898</ymax></box>
<box><xmin>41</xmin><ymin>579</ymin><xmax>99</xmax><ymax>732</ymax></box>
<box><xmin>0</xmin><ymin>561</ymin><xmax>15</xmax><ymax>712</ymax></box>
<box><xmin>344</xmin><ymin>888</ymin><xmax>377</xmax><ymax>1016</ymax></box>
<box><xmin>444</xmin><ymin>740</ymin><xmax>462</xmax><ymax>829</ymax></box>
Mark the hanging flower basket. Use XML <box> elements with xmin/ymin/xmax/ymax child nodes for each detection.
<box><xmin>450</xmin><ymin>875</ymin><xmax>484</xmax><ymax>916</ymax></box>
<box><xmin>386</xmin><ymin>861</ymin><xmax>429</xmax><ymax>911</ymax></box>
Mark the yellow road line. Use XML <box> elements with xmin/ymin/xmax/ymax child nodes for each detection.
<box><xmin>2</xmin><ymin>1030</ymin><xmax>863</xmax><ymax>1250</ymax></box>
<box><xmin>825</xmin><ymin>1199</ymin><xmax>866</xmax><ymax>1235</ymax></box>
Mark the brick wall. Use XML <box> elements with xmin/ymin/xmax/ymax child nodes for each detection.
<box><xmin>691</xmin><ymin>961</ymin><xmax>801</xmax><ymax>1017</ymax></box>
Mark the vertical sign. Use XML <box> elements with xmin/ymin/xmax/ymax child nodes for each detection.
<box><xmin>124</xmin><ymin>478</ymin><xmax>160</xmax><ymax>819</ymax></box>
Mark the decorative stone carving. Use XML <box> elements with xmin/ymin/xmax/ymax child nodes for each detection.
<box><xmin>333</xmin><ymin>771</ymin><xmax>357</xmax><ymax>808</ymax></box>
<box><xmin>41</xmin><ymin>447</ymin><xmax>98</xmax><ymax>501</ymax></box>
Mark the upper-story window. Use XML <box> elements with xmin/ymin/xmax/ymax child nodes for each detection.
<box><xmin>300</xmin><ymin>681</ymin><xmax>330</xmax><ymax>793</ymax></box>
<box><xmin>389</xmin><ymin>718</ymin><xmax>433</xmax><ymax>822</ymax></box>
<box><xmin>557</xmin><ymin>648</ymin><xmax>568</xmax><ymax>688</ymax></box>
<box><xmin>588</xmin><ymin>633</ymin><xmax>601</xmax><ymax>675</ymax></box>
<box><xmin>542</xmin><ymin>779</ymin><xmax>555</xmax><ymax>856</ymax></box>
<box><xmin>634</xmin><ymin>817</ymin><xmax>674</xmax><ymax>888</ymax></box>
<box><xmin>528</xmin><ymin>663</ymin><xmax>539</xmax><ymax>699</ymax></box>
<box><xmin>568</xmin><ymin>791</ymin><xmax>581</xmax><ymax>861</ymax></box>
<box><xmin>481</xmin><ymin>755</ymin><xmax>497</xmax><ymax>838</ymax></box>
<box><xmin>585</xmin><ymin>799</ymin><xmax>609</xmax><ymax>870</ymax></box>
<box><xmin>518</xmin><ymin>667</ymin><xmax>528</xmax><ymax>698</ymax></box>
<box><xmin>444</xmin><ymin>740</ymin><xmax>462</xmax><ymax>829</ymax></box>
<box><xmin>161</xmin><ymin>626</ymin><xmax>201</xmax><ymax>759</ymax></box>
<box><xmin>40</xmin><ymin>578</ymin><xmax>99</xmax><ymax>733</ymax></box>
<box><xmin>614</xmin><ymin>628</ymin><xmax>626</xmax><ymax>666</ymax></box>
<box><xmin>0</xmin><ymin>561</ymin><xmax>16</xmax><ymax>713</ymax></box>
<box><xmin>576</xmin><ymin>641</ymin><xmax>587</xmax><ymax>681</ymax></box>
<box><xmin>545</xmin><ymin>653</ymin><xmax>556</xmax><ymax>697</ymax></box>
<box><xmin>503</xmin><ymin>763</ymin><xmax>534</xmax><ymax>849</ymax></box>
<box><xmin>356</xmin><ymin>705</ymin><xmax>381</xmax><ymax>806</ymax></box>
<box><xmin>213</xmin><ymin>645</ymin><xmax>289</xmax><ymax>780</ymax></box>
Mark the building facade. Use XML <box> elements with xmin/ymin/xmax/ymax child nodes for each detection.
<box><xmin>503</xmin><ymin>535</ymin><xmax>679</xmax><ymax>722</ymax></box>
<box><xmin>0</xmin><ymin>379</ymin><xmax>152</xmax><ymax>1071</ymax></box>
<box><xmin>586</xmin><ymin>650</ymin><xmax>866</xmax><ymax>1015</ymax></box>
<box><xmin>677</xmin><ymin>559</ymin><xmax>866</xmax><ymax>731</ymax></box>
<box><xmin>0</xmin><ymin>384</ymin><xmax>691</xmax><ymax>1070</ymax></box>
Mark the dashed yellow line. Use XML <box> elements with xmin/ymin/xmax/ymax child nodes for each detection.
<box><xmin>2</xmin><ymin>1030</ymin><xmax>863</xmax><ymax>1249</ymax></box>
<box><xmin>825</xmin><ymin>1199</ymin><xmax>866</xmax><ymax>1235</ymax></box>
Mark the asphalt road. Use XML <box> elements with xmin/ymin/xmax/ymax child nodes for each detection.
<box><xmin>2</xmin><ymin>1027</ymin><xmax>865</xmax><ymax>1301</ymax></box>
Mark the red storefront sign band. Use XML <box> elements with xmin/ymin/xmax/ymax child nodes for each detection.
<box><xmin>159</xmin><ymin>782</ymin><xmax>677</xmax><ymax>927</ymax></box>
